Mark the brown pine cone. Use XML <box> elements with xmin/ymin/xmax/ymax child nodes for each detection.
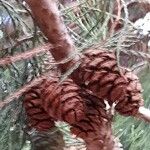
<box><xmin>24</xmin><ymin>87</ymin><xmax>55</xmax><ymax>131</ymax></box>
<box><xmin>70</xmin><ymin>90</ymin><xmax>115</xmax><ymax>150</ymax></box>
<box><xmin>72</xmin><ymin>49</ymin><xmax>144</xmax><ymax>116</ymax></box>
<box><xmin>40</xmin><ymin>77</ymin><xmax>86</xmax><ymax>124</ymax></box>
<box><xmin>24</xmin><ymin>82</ymin><xmax>66</xmax><ymax>150</ymax></box>
<box><xmin>115</xmin><ymin>68</ymin><xmax>144</xmax><ymax>116</ymax></box>
<box><xmin>24</xmin><ymin>77</ymin><xmax>86</xmax><ymax>127</ymax></box>
<box><xmin>24</xmin><ymin>73</ymin><xmax>119</xmax><ymax>149</ymax></box>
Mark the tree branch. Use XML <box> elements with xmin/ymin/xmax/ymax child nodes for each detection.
<box><xmin>0</xmin><ymin>43</ymin><xmax>52</xmax><ymax>66</ymax></box>
<box><xmin>25</xmin><ymin>0</ymin><xmax>79</xmax><ymax>72</ymax></box>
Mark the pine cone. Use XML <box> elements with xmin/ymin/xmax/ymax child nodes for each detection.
<box><xmin>24</xmin><ymin>84</ymin><xmax>65</xmax><ymax>150</ymax></box>
<box><xmin>70</xmin><ymin>90</ymin><xmax>114</xmax><ymax>150</ymax></box>
<box><xmin>24</xmin><ymin>75</ymin><xmax>128</xmax><ymax>149</ymax></box>
<box><xmin>24</xmin><ymin>49</ymin><xmax>144</xmax><ymax>150</ymax></box>
<box><xmin>115</xmin><ymin>68</ymin><xmax>144</xmax><ymax>116</ymax></box>
<box><xmin>24</xmin><ymin>76</ymin><xmax>116</xmax><ymax>149</ymax></box>
<box><xmin>24</xmin><ymin>87</ymin><xmax>55</xmax><ymax>131</ymax></box>
<box><xmin>72</xmin><ymin>49</ymin><xmax>144</xmax><ymax>116</ymax></box>
<box><xmin>40</xmin><ymin>77</ymin><xmax>86</xmax><ymax>124</ymax></box>
<box><xmin>24</xmin><ymin>77</ymin><xmax>86</xmax><ymax>127</ymax></box>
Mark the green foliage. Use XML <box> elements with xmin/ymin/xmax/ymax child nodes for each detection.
<box><xmin>114</xmin><ymin>66</ymin><xmax>150</xmax><ymax>150</ymax></box>
<box><xmin>61</xmin><ymin>0</ymin><xmax>111</xmax><ymax>49</ymax></box>
<box><xmin>0</xmin><ymin>0</ymin><xmax>47</xmax><ymax>149</ymax></box>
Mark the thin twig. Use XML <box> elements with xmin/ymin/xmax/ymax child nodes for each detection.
<box><xmin>110</xmin><ymin>0</ymin><xmax>122</xmax><ymax>35</ymax></box>
<box><xmin>1</xmin><ymin>33</ymin><xmax>41</xmax><ymax>51</ymax></box>
<box><xmin>0</xmin><ymin>43</ymin><xmax>52</xmax><ymax>66</ymax></box>
<box><xmin>0</xmin><ymin>71</ymin><xmax>55</xmax><ymax>110</ymax></box>
<box><xmin>116</xmin><ymin>0</ymin><xmax>129</xmax><ymax>75</ymax></box>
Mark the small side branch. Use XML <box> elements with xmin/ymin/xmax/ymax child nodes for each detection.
<box><xmin>0</xmin><ymin>43</ymin><xmax>52</xmax><ymax>66</ymax></box>
<box><xmin>0</xmin><ymin>73</ymin><xmax>51</xmax><ymax>109</ymax></box>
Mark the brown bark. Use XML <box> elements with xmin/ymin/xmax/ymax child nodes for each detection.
<box><xmin>25</xmin><ymin>0</ymin><xmax>79</xmax><ymax>72</ymax></box>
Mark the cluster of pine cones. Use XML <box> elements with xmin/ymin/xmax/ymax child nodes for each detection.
<box><xmin>24</xmin><ymin>49</ymin><xmax>144</xmax><ymax>150</ymax></box>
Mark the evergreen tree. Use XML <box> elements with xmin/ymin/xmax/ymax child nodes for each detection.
<box><xmin>0</xmin><ymin>0</ymin><xmax>150</xmax><ymax>150</ymax></box>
